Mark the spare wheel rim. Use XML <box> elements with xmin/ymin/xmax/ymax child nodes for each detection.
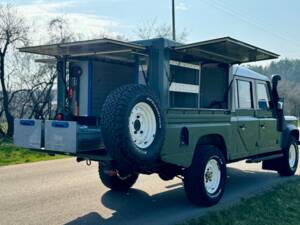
<box><xmin>204</xmin><ymin>158</ymin><xmax>221</xmax><ymax>195</ymax></box>
<box><xmin>129</xmin><ymin>102</ymin><xmax>157</xmax><ymax>149</ymax></box>
<box><xmin>289</xmin><ymin>144</ymin><xmax>297</xmax><ymax>168</ymax></box>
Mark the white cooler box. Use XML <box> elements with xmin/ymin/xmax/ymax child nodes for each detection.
<box><xmin>45</xmin><ymin>120</ymin><xmax>102</xmax><ymax>153</ymax></box>
<box><xmin>14</xmin><ymin>119</ymin><xmax>43</xmax><ymax>149</ymax></box>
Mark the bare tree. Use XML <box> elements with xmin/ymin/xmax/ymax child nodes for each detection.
<box><xmin>48</xmin><ymin>17</ymin><xmax>75</xmax><ymax>44</ymax></box>
<box><xmin>9</xmin><ymin>53</ymin><xmax>57</xmax><ymax>120</ymax></box>
<box><xmin>135</xmin><ymin>19</ymin><xmax>188</xmax><ymax>43</ymax></box>
<box><xmin>0</xmin><ymin>4</ymin><xmax>29</xmax><ymax>137</ymax></box>
<box><xmin>16</xmin><ymin>17</ymin><xmax>76</xmax><ymax>119</ymax></box>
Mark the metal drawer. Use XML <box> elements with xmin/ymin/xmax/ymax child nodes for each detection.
<box><xmin>44</xmin><ymin>120</ymin><xmax>102</xmax><ymax>153</ymax></box>
<box><xmin>13</xmin><ymin>119</ymin><xmax>43</xmax><ymax>149</ymax></box>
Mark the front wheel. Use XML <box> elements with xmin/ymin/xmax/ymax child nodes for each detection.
<box><xmin>98</xmin><ymin>163</ymin><xmax>139</xmax><ymax>191</ymax></box>
<box><xmin>184</xmin><ymin>145</ymin><xmax>227</xmax><ymax>206</ymax></box>
<box><xmin>277</xmin><ymin>136</ymin><xmax>299</xmax><ymax>176</ymax></box>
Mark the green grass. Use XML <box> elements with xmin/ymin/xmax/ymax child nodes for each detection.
<box><xmin>0</xmin><ymin>141</ymin><xmax>66</xmax><ymax>166</ymax></box>
<box><xmin>182</xmin><ymin>179</ymin><xmax>300</xmax><ymax>225</ymax></box>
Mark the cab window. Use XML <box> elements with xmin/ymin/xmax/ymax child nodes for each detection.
<box><xmin>237</xmin><ymin>80</ymin><xmax>253</xmax><ymax>109</ymax></box>
<box><xmin>256</xmin><ymin>82</ymin><xmax>270</xmax><ymax>110</ymax></box>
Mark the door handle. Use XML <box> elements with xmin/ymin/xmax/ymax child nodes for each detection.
<box><xmin>239</xmin><ymin>125</ymin><xmax>246</xmax><ymax>131</ymax></box>
<box><xmin>260</xmin><ymin>124</ymin><xmax>265</xmax><ymax>129</ymax></box>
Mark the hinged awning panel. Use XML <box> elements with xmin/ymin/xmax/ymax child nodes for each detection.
<box><xmin>19</xmin><ymin>38</ymin><xmax>147</xmax><ymax>58</ymax></box>
<box><xmin>172</xmin><ymin>37</ymin><xmax>279</xmax><ymax>64</ymax></box>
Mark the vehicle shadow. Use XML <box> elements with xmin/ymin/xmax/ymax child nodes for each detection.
<box><xmin>65</xmin><ymin>187</ymin><xmax>188</xmax><ymax>225</ymax></box>
<box><xmin>65</xmin><ymin>166</ymin><xmax>300</xmax><ymax>225</ymax></box>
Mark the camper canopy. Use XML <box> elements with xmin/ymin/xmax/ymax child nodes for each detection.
<box><xmin>19</xmin><ymin>37</ymin><xmax>279</xmax><ymax>65</ymax></box>
<box><xmin>170</xmin><ymin>37</ymin><xmax>279</xmax><ymax>64</ymax></box>
<box><xmin>19</xmin><ymin>38</ymin><xmax>147</xmax><ymax>62</ymax></box>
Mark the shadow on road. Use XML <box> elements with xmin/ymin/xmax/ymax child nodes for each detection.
<box><xmin>65</xmin><ymin>166</ymin><xmax>300</xmax><ymax>225</ymax></box>
<box><xmin>65</xmin><ymin>187</ymin><xmax>188</xmax><ymax>225</ymax></box>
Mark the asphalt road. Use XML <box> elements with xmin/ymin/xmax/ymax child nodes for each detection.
<box><xmin>0</xmin><ymin>158</ymin><xmax>299</xmax><ymax>225</ymax></box>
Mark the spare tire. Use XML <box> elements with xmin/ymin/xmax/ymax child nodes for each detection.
<box><xmin>101</xmin><ymin>84</ymin><xmax>165</xmax><ymax>170</ymax></box>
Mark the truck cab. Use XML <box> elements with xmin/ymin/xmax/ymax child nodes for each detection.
<box><xmin>14</xmin><ymin>37</ymin><xmax>299</xmax><ymax>206</ymax></box>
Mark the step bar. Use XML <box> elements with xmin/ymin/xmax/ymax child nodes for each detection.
<box><xmin>246</xmin><ymin>153</ymin><xmax>284</xmax><ymax>163</ymax></box>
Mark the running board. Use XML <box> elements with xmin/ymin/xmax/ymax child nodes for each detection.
<box><xmin>246</xmin><ymin>153</ymin><xmax>283</xmax><ymax>163</ymax></box>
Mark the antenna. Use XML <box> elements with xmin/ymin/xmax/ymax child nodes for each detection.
<box><xmin>172</xmin><ymin>0</ymin><xmax>176</xmax><ymax>41</ymax></box>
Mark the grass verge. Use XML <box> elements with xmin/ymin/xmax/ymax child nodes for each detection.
<box><xmin>0</xmin><ymin>141</ymin><xmax>66</xmax><ymax>166</ymax></box>
<box><xmin>182</xmin><ymin>179</ymin><xmax>300</xmax><ymax>225</ymax></box>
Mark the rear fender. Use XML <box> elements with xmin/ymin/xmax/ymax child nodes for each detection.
<box><xmin>281</xmin><ymin>124</ymin><xmax>299</xmax><ymax>149</ymax></box>
<box><xmin>195</xmin><ymin>134</ymin><xmax>228</xmax><ymax>161</ymax></box>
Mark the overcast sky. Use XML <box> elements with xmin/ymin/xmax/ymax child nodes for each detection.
<box><xmin>4</xmin><ymin>0</ymin><xmax>300</xmax><ymax>60</ymax></box>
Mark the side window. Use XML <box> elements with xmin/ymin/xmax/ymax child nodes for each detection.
<box><xmin>256</xmin><ymin>82</ymin><xmax>270</xmax><ymax>110</ymax></box>
<box><xmin>237</xmin><ymin>80</ymin><xmax>253</xmax><ymax>109</ymax></box>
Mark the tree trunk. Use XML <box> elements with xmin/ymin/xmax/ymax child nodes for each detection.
<box><xmin>0</xmin><ymin>55</ymin><xmax>14</xmax><ymax>137</ymax></box>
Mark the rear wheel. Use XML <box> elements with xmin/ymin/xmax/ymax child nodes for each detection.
<box><xmin>184</xmin><ymin>145</ymin><xmax>227</xmax><ymax>206</ymax></box>
<box><xmin>277</xmin><ymin>136</ymin><xmax>299</xmax><ymax>176</ymax></box>
<box><xmin>98</xmin><ymin>163</ymin><xmax>139</xmax><ymax>191</ymax></box>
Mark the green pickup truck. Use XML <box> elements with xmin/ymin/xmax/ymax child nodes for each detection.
<box><xmin>14</xmin><ymin>37</ymin><xmax>299</xmax><ymax>206</ymax></box>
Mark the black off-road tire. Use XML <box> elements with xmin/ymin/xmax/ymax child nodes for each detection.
<box><xmin>98</xmin><ymin>164</ymin><xmax>139</xmax><ymax>191</ymax></box>
<box><xmin>277</xmin><ymin>136</ymin><xmax>299</xmax><ymax>176</ymax></box>
<box><xmin>101</xmin><ymin>84</ymin><xmax>165</xmax><ymax>171</ymax></box>
<box><xmin>184</xmin><ymin>145</ymin><xmax>227</xmax><ymax>207</ymax></box>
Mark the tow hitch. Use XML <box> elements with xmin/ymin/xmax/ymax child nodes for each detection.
<box><xmin>76</xmin><ymin>157</ymin><xmax>92</xmax><ymax>166</ymax></box>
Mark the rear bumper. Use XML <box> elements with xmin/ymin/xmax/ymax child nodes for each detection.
<box><xmin>28</xmin><ymin>148</ymin><xmax>111</xmax><ymax>162</ymax></box>
<box><xmin>13</xmin><ymin>119</ymin><xmax>108</xmax><ymax>160</ymax></box>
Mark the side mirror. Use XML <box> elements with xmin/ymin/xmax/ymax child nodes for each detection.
<box><xmin>258</xmin><ymin>99</ymin><xmax>268</xmax><ymax>110</ymax></box>
<box><xmin>277</xmin><ymin>98</ymin><xmax>284</xmax><ymax>110</ymax></box>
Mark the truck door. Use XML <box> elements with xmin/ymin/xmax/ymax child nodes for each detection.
<box><xmin>235</xmin><ymin>78</ymin><xmax>260</xmax><ymax>155</ymax></box>
<box><xmin>255</xmin><ymin>81</ymin><xmax>280</xmax><ymax>153</ymax></box>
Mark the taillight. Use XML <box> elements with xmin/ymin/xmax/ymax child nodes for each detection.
<box><xmin>55</xmin><ymin>113</ymin><xmax>64</xmax><ymax>120</ymax></box>
<box><xmin>68</xmin><ymin>88</ymin><xmax>73</xmax><ymax>98</ymax></box>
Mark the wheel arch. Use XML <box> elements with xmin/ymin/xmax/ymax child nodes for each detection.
<box><xmin>290</xmin><ymin>130</ymin><xmax>299</xmax><ymax>141</ymax></box>
<box><xmin>194</xmin><ymin>134</ymin><xmax>228</xmax><ymax>161</ymax></box>
<box><xmin>282</xmin><ymin>124</ymin><xmax>299</xmax><ymax>149</ymax></box>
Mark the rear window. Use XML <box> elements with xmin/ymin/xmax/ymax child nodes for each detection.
<box><xmin>237</xmin><ymin>80</ymin><xmax>253</xmax><ymax>109</ymax></box>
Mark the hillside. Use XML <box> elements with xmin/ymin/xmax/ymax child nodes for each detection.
<box><xmin>248</xmin><ymin>59</ymin><xmax>300</xmax><ymax>117</ymax></box>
